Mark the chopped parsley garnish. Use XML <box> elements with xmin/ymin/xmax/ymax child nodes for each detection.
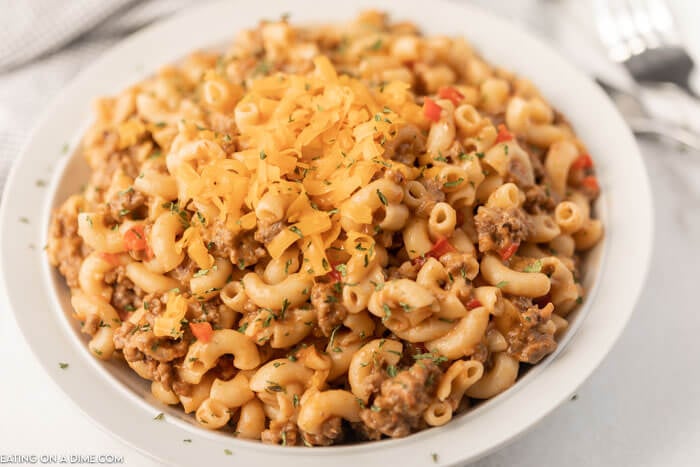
<box><xmin>431</xmin><ymin>452</ymin><xmax>439</xmax><ymax>463</ymax></box>
<box><xmin>289</xmin><ymin>226</ymin><xmax>303</xmax><ymax>238</ymax></box>
<box><xmin>265</xmin><ymin>381</ymin><xmax>285</xmax><ymax>393</ymax></box>
<box><xmin>224</xmin><ymin>449</ymin><xmax>232</xmax><ymax>455</ymax></box>
<box><xmin>153</xmin><ymin>412</ymin><xmax>164</xmax><ymax>421</ymax></box>
<box><xmin>19</xmin><ymin>217</ymin><xmax>29</xmax><ymax>224</ymax></box>
<box><xmin>335</xmin><ymin>263</ymin><xmax>347</xmax><ymax>277</ymax></box>
<box><xmin>504</xmin><ymin>144</ymin><xmax>509</xmax><ymax>155</ymax></box>
<box><xmin>254</xmin><ymin>60</ymin><xmax>271</xmax><ymax>76</ymax></box>
<box><xmin>443</xmin><ymin>177</ymin><xmax>464</xmax><ymax>188</ymax></box>
<box><xmin>386</xmin><ymin>365</ymin><xmax>398</xmax><ymax>377</ymax></box>
<box><xmin>475</xmin><ymin>152</ymin><xmax>485</xmax><ymax>159</ymax></box>
<box><xmin>162</xmin><ymin>202</ymin><xmax>189</xmax><ymax>228</ymax></box>
<box><xmin>523</xmin><ymin>260</ymin><xmax>542</xmax><ymax>273</ymax></box>
<box><xmin>576</xmin><ymin>296</ymin><xmax>583</xmax><ymax>305</ymax></box>
<box><xmin>259</xmin><ymin>150</ymin><xmax>267</xmax><ymax>160</ymax></box>
<box><xmin>193</xmin><ymin>268</ymin><xmax>211</xmax><ymax>278</ymax></box>
<box><xmin>293</xmin><ymin>394</ymin><xmax>300</xmax><ymax>408</ymax></box>
<box><xmin>263</xmin><ymin>313</ymin><xmax>274</xmax><ymax>328</ymax></box>
<box><xmin>284</xmin><ymin>258</ymin><xmax>293</xmax><ymax>274</ymax></box>
<box><xmin>495</xmin><ymin>281</ymin><xmax>509</xmax><ymax>288</ymax></box>
<box><xmin>369</xmin><ymin>39</ymin><xmax>382</xmax><ymax>51</ymax></box>
<box><xmin>183</xmin><ymin>439</ymin><xmax>192</xmax><ymax>443</ymax></box>
<box><xmin>382</xmin><ymin>304</ymin><xmax>392</xmax><ymax>322</ymax></box>
<box><xmin>376</xmin><ymin>189</ymin><xmax>388</xmax><ymax>206</ymax></box>
<box><xmin>281</xmin><ymin>298</ymin><xmax>290</xmax><ymax>318</ymax></box>
<box><xmin>413</xmin><ymin>352</ymin><xmax>448</xmax><ymax>364</ymax></box>
<box><xmin>329</xmin><ymin>325</ymin><xmax>341</xmax><ymax>351</ymax></box>
<box><xmin>58</xmin><ymin>362</ymin><xmax>69</xmax><ymax>370</ymax></box>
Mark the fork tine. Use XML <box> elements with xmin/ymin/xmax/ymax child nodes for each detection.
<box><xmin>627</xmin><ymin>0</ymin><xmax>661</xmax><ymax>49</ymax></box>
<box><xmin>594</xmin><ymin>0</ymin><xmax>632</xmax><ymax>62</ymax></box>
<box><xmin>613</xmin><ymin>0</ymin><xmax>648</xmax><ymax>57</ymax></box>
<box><xmin>645</xmin><ymin>0</ymin><xmax>680</xmax><ymax>46</ymax></box>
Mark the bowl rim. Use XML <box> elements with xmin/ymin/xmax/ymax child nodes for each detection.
<box><xmin>0</xmin><ymin>0</ymin><xmax>653</xmax><ymax>466</ymax></box>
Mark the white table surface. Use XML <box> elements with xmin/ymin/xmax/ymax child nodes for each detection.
<box><xmin>2</xmin><ymin>1</ymin><xmax>699</xmax><ymax>466</ymax></box>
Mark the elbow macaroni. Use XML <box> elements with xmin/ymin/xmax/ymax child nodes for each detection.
<box><xmin>47</xmin><ymin>11</ymin><xmax>603</xmax><ymax>446</ymax></box>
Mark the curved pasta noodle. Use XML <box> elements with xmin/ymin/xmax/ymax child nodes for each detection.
<box><xmin>480</xmin><ymin>254</ymin><xmax>551</xmax><ymax>298</ymax></box>
<box><xmin>180</xmin><ymin>330</ymin><xmax>261</xmax><ymax>383</ymax></box>
<box><xmin>349</xmin><ymin>339</ymin><xmax>403</xmax><ymax>402</ymax></box>
<box><xmin>465</xmin><ymin>352</ymin><xmax>519</xmax><ymax>399</ymax></box>
<box><xmin>297</xmin><ymin>390</ymin><xmax>362</xmax><ymax>434</ymax></box>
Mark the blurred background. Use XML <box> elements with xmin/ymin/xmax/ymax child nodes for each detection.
<box><xmin>0</xmin><ymin>1</ymin><xmax>698</xmax><ymax>466</ymax></box>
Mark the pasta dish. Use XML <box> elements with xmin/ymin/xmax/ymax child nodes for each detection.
<box><xmin>47</xmin><ymin>11</ymin><xmax>603</xmax><ymax>446</ymax></box>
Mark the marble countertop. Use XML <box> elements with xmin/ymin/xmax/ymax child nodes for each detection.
<box><xmin>1</xmin><ymin>1</ymin><xmax>699</xmax><ymax>465</ymax></box>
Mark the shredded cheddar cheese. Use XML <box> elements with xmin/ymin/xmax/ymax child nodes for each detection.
<box><xmin>168</xmin><ymin>56</ymin><xmax>425</xmax><ymax>274</ymax></box>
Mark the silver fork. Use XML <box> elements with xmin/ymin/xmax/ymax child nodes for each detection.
<box><xmin>597</xmin><ymin>78</ymin><xmax>700</xmax><ymax>150</ymax></box>
<box><xmin>594</xmin><ymin>0</ymin><xmax>698</xmax><ymax>98</ymax></box>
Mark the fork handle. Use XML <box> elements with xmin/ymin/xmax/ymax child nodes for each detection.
<box><xmin>628</xmin><ymin>117</ymin><xmax>700</xmax><ymax>151</ymax></box>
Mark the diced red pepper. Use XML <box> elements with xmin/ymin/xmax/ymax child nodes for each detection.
<box><xmin>498</xmin><ymin>242</ymin><xmax>520</xmax><ymax>261</ymax></box>
<box><xmin>190</xmin><ymin>322</ymin><xmax>214</xmax><ymax>343</ymax></box>
<box><xmin>328</xmin><ymin>268</ymin><xmax>342</xmax><ymax>283</ymax></box>
<box><xmin>581</xmin><ymin>175</ymin><xmax>600</xmax><ymax>192</ymax></box>
<box><xmin>98</xmin><ymin>252</ymin><xmax>121</xmax><ymax>266</ymax></box>
<box><xmin>427</xmin><ymin>237</ymin><xmax>455</xmax><ymax>259</ymax></box>
<box><xmin>495</xmin><ymin>123</ymin><xmax>514</xmax><ymax>143</ymax></box>
<box><xmin>571</xmin><ymin>153</ymin><xmax>594</xmax><ymax>170</ymax></box>
<box><xmin>437</xmin><ymin>86</ymin><xmax>464</xmax><ymax>106</ymax></box>
<box><xmin>423</xmin><ymin>97</ymin><xmax>442</xmax><ymax>122</ymax></box>
<box><xmin>466</xmin><ymin>299</ymin><xmax>482</xmax><ymax>310</ymax></box>
<box><xmin>123</xmin><ymin>225</ymin><xmax>148</xmax><ymax>251</ymax></box>
<box><xmin>324</xmin><ymin>260</ymin><xmax>342</xmax><ymax>283</ymax></box>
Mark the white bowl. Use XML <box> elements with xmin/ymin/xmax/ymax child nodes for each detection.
<box><xmin>0</xmin><ymin>0</ymin><xmax>652</xmax><ymax>465</ymax></box>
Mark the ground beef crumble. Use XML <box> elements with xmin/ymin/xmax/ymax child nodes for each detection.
<box><xmin>504</xmin><ymin>299</ymin><xmax>557</xmax><ymax>364</ymax></box>
<box><xmin>300</xmin><ymin>417</ymin><xmax>344</xmax><ymax>446</ymax></box>
<box><xmin>474</xmin><ymin>206</ymin><xmax>532</xmax><ymax>254</ymax></box>
<box><xmin>310</xmin><ymin>282</ymin><xmax>348</xmax><ymax>337</ymax></box>
<box><xmin>359</xmin><ymin>361</ymin><xmax>441</xmax><ymax>438</ymax></box>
